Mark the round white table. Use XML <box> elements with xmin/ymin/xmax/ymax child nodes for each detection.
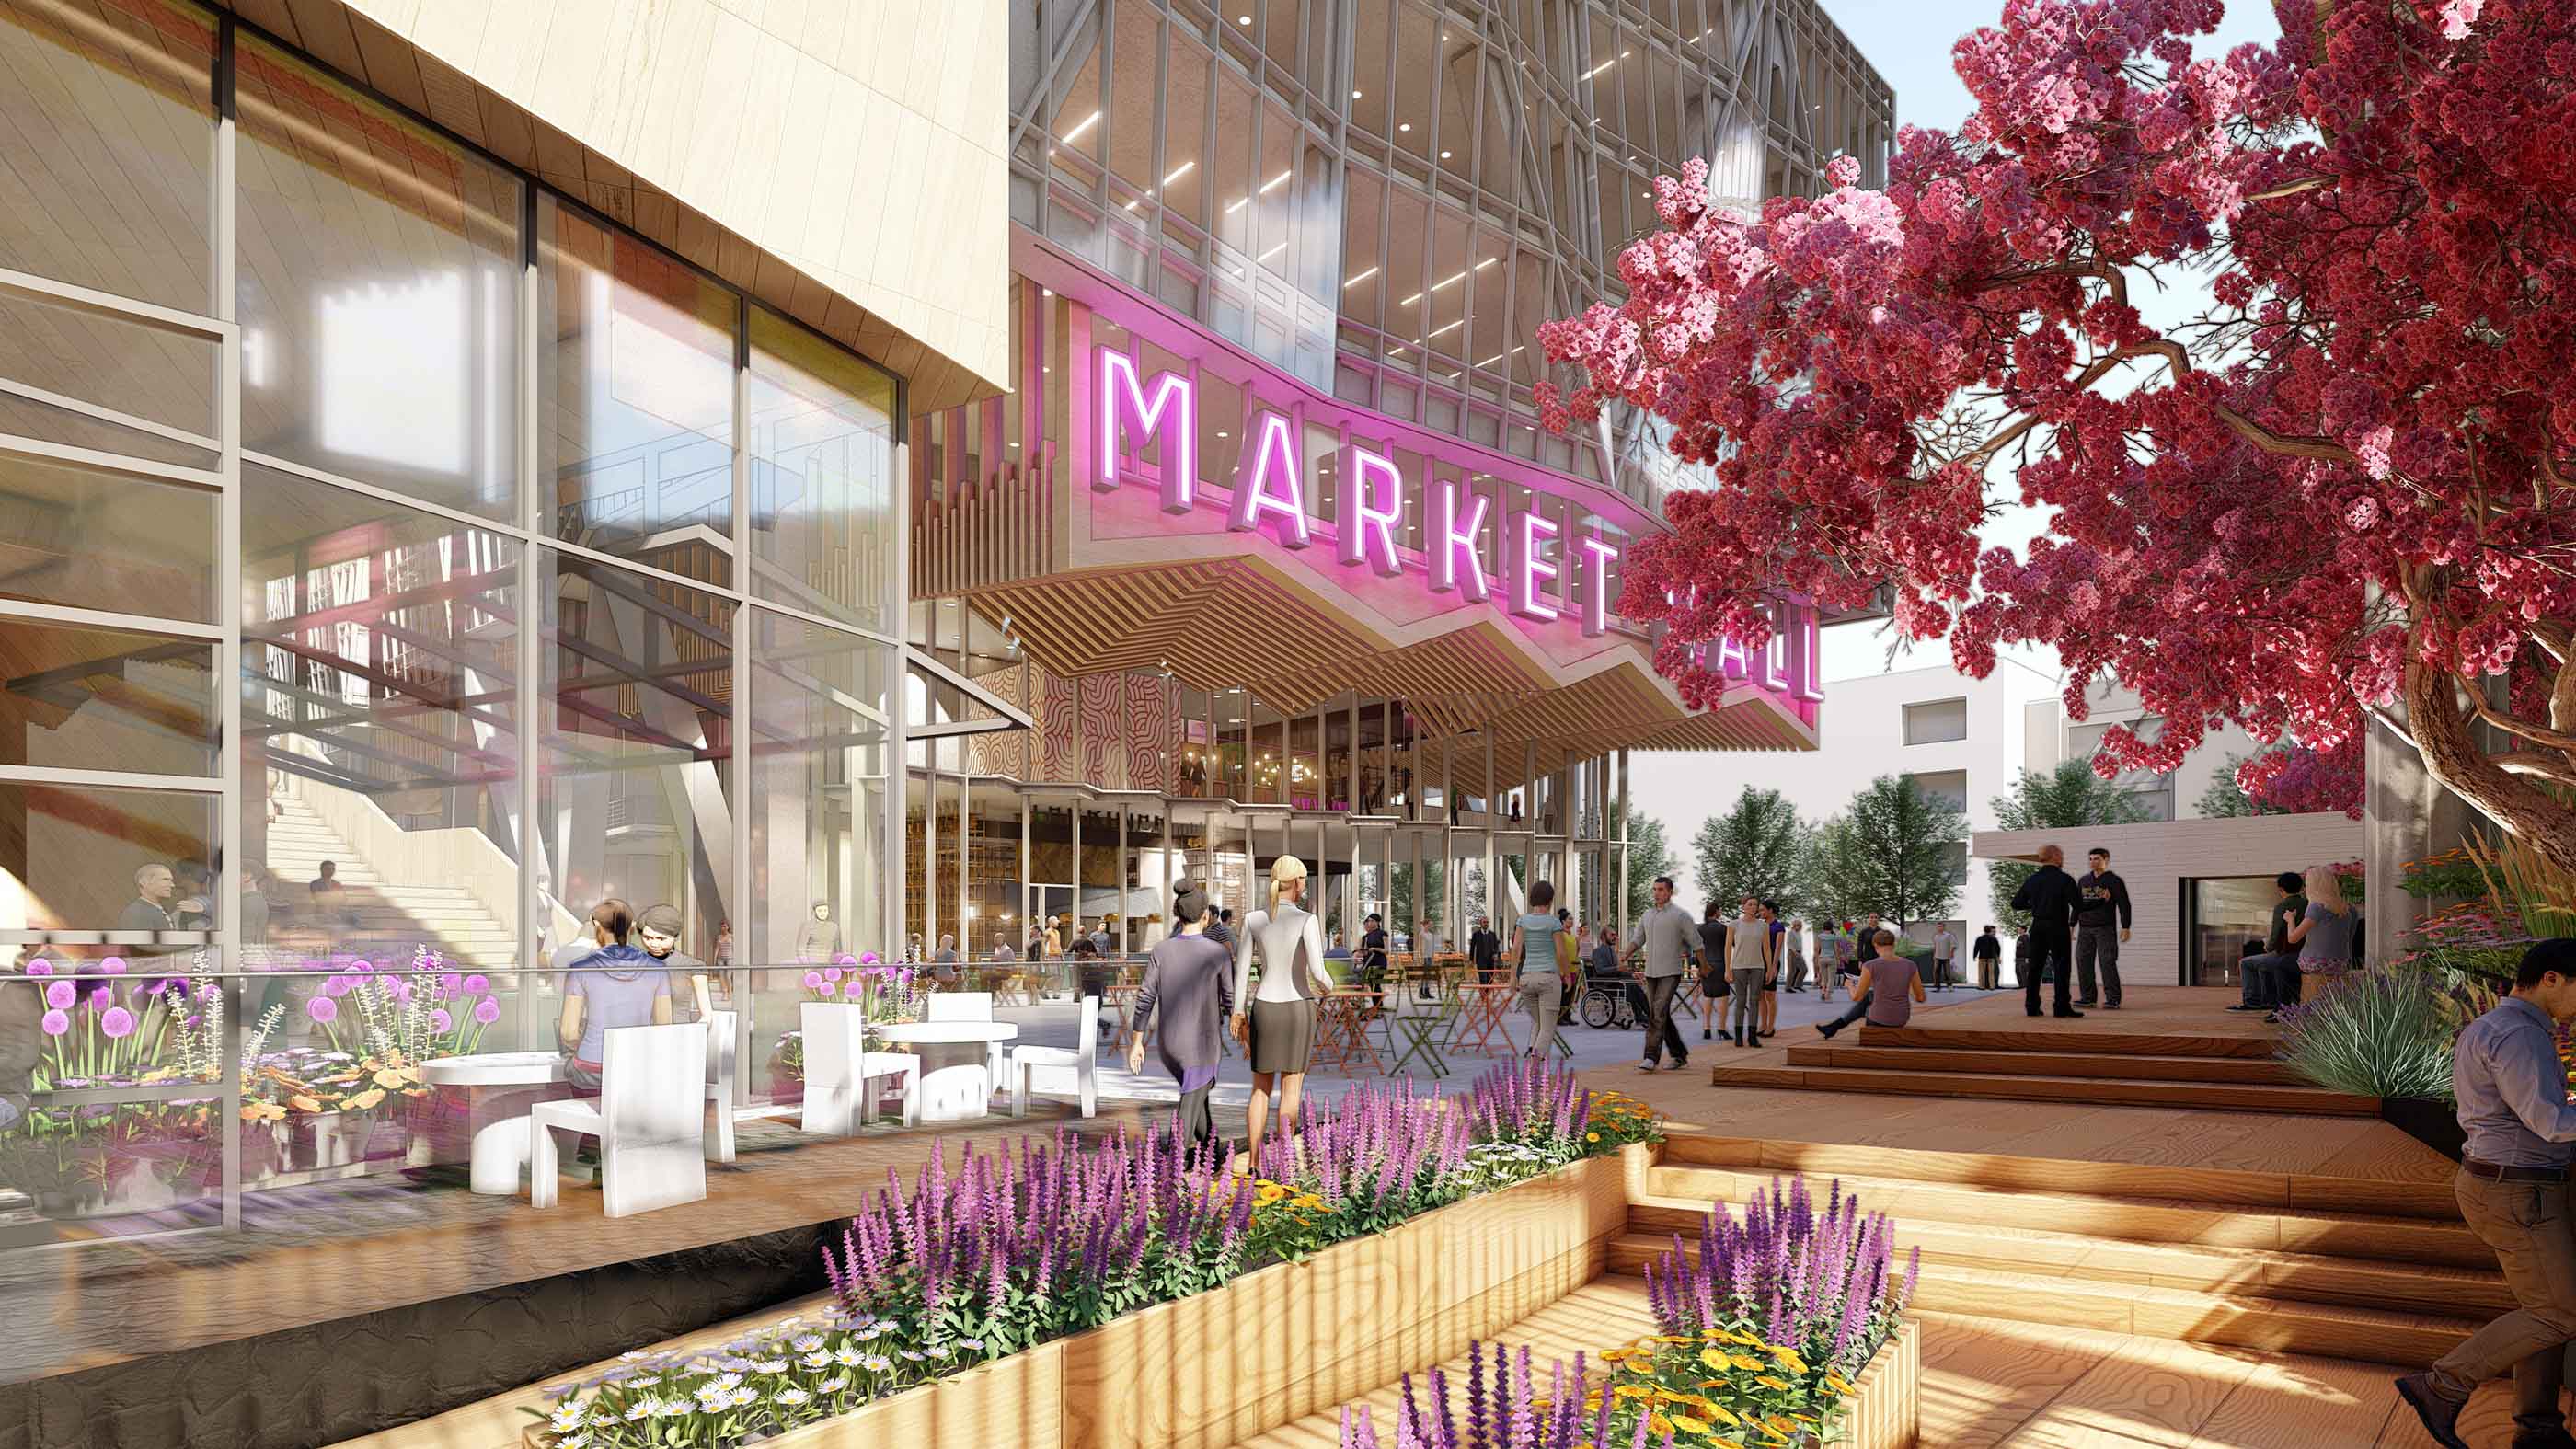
<box><xmin>421</xmin><ymin>1051</ymin><xmax>569</xmax><ymax>1194</ymax></box>
<box><xmin>872</xmin><ymin>1021</ymin><xmax>1018</xmax><ymax>1121</ymax></box>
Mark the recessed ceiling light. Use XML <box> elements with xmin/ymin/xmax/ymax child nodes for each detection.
<box><xmin>1237</xmin><ymin>14</ymin><xmax>1250</xmax><ymax>23</ymax></box>
<box><xmin>1398</xmin><ymin>122</ymin><xmax>1412</xmax><ymax>132</ymax></box>
<box><xmin>1439</xmin><ymin>150</ymin><xmax>1453</xmax><ymax>159</ymax></box>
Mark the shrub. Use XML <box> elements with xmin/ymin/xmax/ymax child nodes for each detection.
<box><xmin>2275</xmin><ymin>970</ymin><xmax>2459</xmax><ymax>1100</ymax></box>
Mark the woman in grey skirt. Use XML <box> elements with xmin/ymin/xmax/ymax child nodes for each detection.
<box><xmin>1230</xmin><ymin>855</ymin><xmax>1334</xmax><ymax>1156</ymax></box>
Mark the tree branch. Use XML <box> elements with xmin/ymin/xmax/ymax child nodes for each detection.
<box><xmin>2245</xmin><ymin>176</ymin><xmax>2339</xmax><ymax>201</ymax></box>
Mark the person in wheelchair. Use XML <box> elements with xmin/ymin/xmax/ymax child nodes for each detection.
<box><xmin>1581</xmin><ymin>924</ymin><xmax>1647</xmax><ymax>1029</ymax></box>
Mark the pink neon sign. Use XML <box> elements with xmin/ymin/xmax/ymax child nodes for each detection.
<box><xmin>1086</xmin><ymin>342</ymin><xmax>1826</xmax><ymax>712</ymax></box>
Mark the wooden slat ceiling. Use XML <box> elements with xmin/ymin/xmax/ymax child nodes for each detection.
<box><xmin>978</xmin><ymin>558</ymin><xmax>1813</xmax><ymax>796</ymax></box>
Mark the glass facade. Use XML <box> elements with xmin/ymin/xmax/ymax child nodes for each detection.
<box><xmin>1012</xmin><ymin>0</ymin><xmax>1893</xmax><ymax>505</ymax></box>
<box><xmin>0</xmin><ymin>1</ymin><xmax>906</xmax><ymax>1246</ymax></box>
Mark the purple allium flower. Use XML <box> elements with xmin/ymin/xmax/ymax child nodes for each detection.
<box><xmin>803</xmin><ymin>971</ymin><xmax>824</xmax><ymax>990</ymax></box>
<box><xmin>430</xmin><ymin>1008</ymin><xmax>454</xmax><ymax>1032</ymax></box>
<box><xmin>40</xmin><ymin>1008</ymin><xmax>68</xmax><ymax>1036</ymax></box>
<box><xmin>307</xmin><ymin>995</ymin><xmax>339</xmax><ymax>1024</ymax></box>
<box><xmin>844</xmin><ymin>979</ymin><xmax>865</xmax><ymax>999</ymax></box>
<box><xmin>99</xmin><ymin>956</ymin><xmax>127</xmax><ymax>975</ymax></box>
<box><xmin>463</xmin><ymin>973</ymin><xmax>489</xmax><ymax>993</ymax></box>
<box><xmin>44</xmin><ymin>980</ymin><xmax>74</xmax><ymax>1010</ymax></box>
<box><xmin>88</xmin><ymin>985</ymin><xmax>113</xmax><ymax>1009</ymax></box>
<box><xmin>25</xmin><ymin>958</ymin><xmax>51</xmax><ymax>976</ymax></box>
<box><xmin>100</xmin><ymin>1006</ymin><xmax>136</xmax><ymax>1040</ymax></box>
<box><xmin>473</xmin><ymin>996</ymin><xmax>502</xmax><ymax>1025</ymax></box>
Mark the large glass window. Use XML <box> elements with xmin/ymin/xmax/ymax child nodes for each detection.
<box><xmin>537</xmin><ymin>553</ymin><xmax>733</xmax><ymax>963</ymax></box>
<box><xmin>538</xmin><ymin>199</ymin><xmax>737</xmax><ymax>580</ymax></box>
<box><xmin>745</xmin><ymin>606</ymin><xmax>890</xmax><ymax>973</ymax></box>
<box><xmin>242</xmin><ymin>463</ymin><xmax>521</xmax><ymax>972</ymax></box>
<box><xmin>0</xmin><ymin>452</ymin><xmax>215</xmax><ymax>622</ymax></box>
<box><xmin>236</xmin><ymin>36</ymin><xmax>521</xmax><ymax>521</ymax></box>
<box><xmin>0</xmin><ymin>615</ymin><xmax>215</xmax><ymax>776</ymax></box>
<box><xmin>747</xmin><ymin>309</ymin><xmax>898</xmax><ymax>635</ymax></box>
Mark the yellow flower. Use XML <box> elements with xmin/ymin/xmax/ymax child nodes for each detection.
<box><xmin>1766</xmin><ymin>1346</ymin><xmax>1809</xmax><ymax>1374</ymax></box>
<box><xmin>1648</xmin><ymin>1412</ymin><xmax>1675</xmax><ymax>1437</ymax></box>
<box><xmin>1730</xmin><ymin>1354</ymin><xmax>1765</xmax><ymax>1372</ymax></box>
<box><xmin>1586</xmin><ymin>1132</ymin><xmax>1602</xmax><ymax>1142</ymax></box>
<box><xmin>346</xmin><ymin>1087</ymin><xmax>387</xmax><ymax>1110</ymax></box>
<box><xmin>1704</xmin><ymin>1402</ymin><xmax>1742</xmax><ymax>1427</ymax></box>
<box><xmin>1670</xmin><ymin>1414</ymin><xmax>1712</xmax><ymax>1436</ymax></box>
<box><xmin>1613</xmin><ymin>1384</ymin><xmax>1653</xmax><ymax>1400</ymax></box>
<box><xmin>1699</xmin><ymin>1349</ymin><xmax>1731</xmax><ymax>1372</ymax></box>
<box><xmin>373</xmin><ymin>1068</ymin><xmax>411</xmax><ymax>1089</ymax></box>
<box><xmin>1653</xmin><ymin>1336</ymin><xmax>1696</xmax><ymax>1345</ymax></box>
<box><xmin>1754</xmin><ymin>1374</ymin><xmax>1792</xmax><ymax>1391</ymax></box>
<box><xmin>1823</xmin><ymin>1374</ymin><xmax>1855</xmax><ymax>1395</ymax></box>
<box><xmin>240</xmin><ymin>1101</ymin><xmax>286</xmax><ymax>1123</ymax></box>
<box><xmin>289</xmin><ymin>1095</ymin><xmax>324</xmax><ymax>1113</ymax></box>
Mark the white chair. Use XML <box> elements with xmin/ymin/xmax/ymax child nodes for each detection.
<box><xmin>860</xmin><ymin>1052</ymin><xmax>923</xmax><ymax>1128</ymax></box>
<box><xmin>530</xmin><ymin>1023</ymin><xmax>707</xmax><ymax>1217</ymax></box>
<box><xmin>703</xmin><ymin>1009</ymin><xmax>738</xmax><ymax>1164</ymax></box>
<box><xmin>927</xmin><ymin>991</ymin><xmax>1006</xmax><ymax>1081</ymax></box>
<box><xmin>1008</xmin><ymin>995</ymin><xmax>1098</xmax><ymax>1119</ymax></box>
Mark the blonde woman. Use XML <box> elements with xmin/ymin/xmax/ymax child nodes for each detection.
<box><xmin>2285</xmin><ymin>865</ymin><xmax>2362</xmax><ymax>983</ymax></box>
<box><xmin>1231</xmin><ymin>856</ymin><xmax>1334</xmax><ymax>1155</ymax></box>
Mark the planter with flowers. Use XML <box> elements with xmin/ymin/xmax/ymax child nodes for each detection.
<box><xmin>1336</xmin><ymin>1176</ymin><xmax>1922</xmax><ymax>1449</ymax></box>
<box><xmin>1</xmin><ymin>955</ymin><xmax>225</xmax><ymax>1218</ymax></box>
<box><xmin>778</xmin><ymin>954</ymin><xmax>926</xmax><ymax>1123</ymax></box>
<box><xmin>519</xmin><ymin>1062</ymin><xmax>1660</xmax><ymax>1449</ymax></box>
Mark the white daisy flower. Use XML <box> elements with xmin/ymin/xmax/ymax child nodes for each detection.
<box><xmin>548</xmin><ymin>1405</ymin><xmax>587</xmax><ymax>1432</ymax></box>
<box><xmin>791</xmin><ymin>1333</ymin><xmax>825</xmax><ymax>1351</ymax></box>
<box><xmin>706</xmin><ymin>1374</ymin><xmax>742</xmax><ymax>1394</ymax></box>
<box><xmin>859</xmin><ymin>1354</ymin><xmax>893</xmax><ymax>1374</ymax></box>
<box><xmin>750</xmin><ymin>1358</ymin><xmax>788</xmax><ymax>1374</ymax></box>
<box><xmin>622</xmin><ymin>1401</ymin><xmax>651</xmax><ymax>1421</ymax></box>
<box><xmin>799</xmin><ymin>1351</ymin><xmax>833</xmax><ymax>1370</ymax></box>
<box><xmin>727</xmin><ymin>1386</ymin><xmax>759</xmax><ymax>1409</ymax></box>
<box><xmin>775</xmin><ymin>1387</ymin><xmax>811</xmax><ymax>1407</ymax></box>
<box><xmin>832</xmin><ymin>1345</ymin><xmax>864</xmax><ymax>1367</ymax></box>
<box><xmin>817</xmin><ymin>1376</ymin><xmax>848</xmax><ymax>1393</ymax></box>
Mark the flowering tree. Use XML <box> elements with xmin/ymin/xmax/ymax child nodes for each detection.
<box><xmin>1538</xmin><ymin>0</ymin><xmax>2576</xmax><ymax>867</ymax></box>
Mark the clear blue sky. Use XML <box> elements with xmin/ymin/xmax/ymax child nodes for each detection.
<box><xmin>1803</xmin><ymin>0</ymin><xmax>2285</xmax><ymax>682</ymax></box>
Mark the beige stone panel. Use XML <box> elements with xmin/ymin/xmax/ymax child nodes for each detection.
<box><xmin>332</xmin><ymin>0</ymin><xmax>1012</xmax><ymax>396</ymax></box>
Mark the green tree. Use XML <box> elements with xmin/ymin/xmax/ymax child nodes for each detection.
<box><xmin>1691</xmin><ymin>786</ymin><xmax>1801</xmax><ymax>911</ymax></box>
<box><xmin>1789</xmin><ymin>815</ymin><xmax>1879</xmax><ymax>926</ymax></box>
<box><xmin>1987</xmin><ymin>760</ymin><xmax>2156</xmax><ymax>931</ymax></box>
<box><xmin>1386</xmin><ymin>861</ymin><xmax>1444</xmax><ymax>942</ymax></box>
<box><xmin>1839</xmin><ymin>775</ymin><xmax>1969</xmax><ymax>928</ymax></box>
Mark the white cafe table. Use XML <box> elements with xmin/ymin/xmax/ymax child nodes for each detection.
<box><xmin>420</xmin><ymin>1051</ymin><xmax>571</xmax><ymax>1194</ymax></box>
<box><xmin>870</xmin><ymin>1021</ymin><xmax>1018</xmax><ymax>1121</ymax></box>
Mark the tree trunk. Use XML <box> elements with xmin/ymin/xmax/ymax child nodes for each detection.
<box><xmin>2403</xmin><ymin>660</ymin><xmax>2576</xmax><ymax>879</ymax></box>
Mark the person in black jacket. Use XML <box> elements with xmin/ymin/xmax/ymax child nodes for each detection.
<box><xmin>2011</xmin><ymin>845</ymin><xmax>2084</xmax><ymax>1019</ymax></box>
<box><xmin>2074</xmin><ymin>846</ymin><xmax>2134</xmax><ymax>1010</ymax></box>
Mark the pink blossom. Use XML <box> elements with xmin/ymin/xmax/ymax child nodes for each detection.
<box><xmin>99</xmin><ymin>957</ymin><xmax>126</xmax><ymax>976</ymax></box>
<box><xmin>802</xmin><ymin>971</ymin><xmax>824</xmax><ymax>990</ymax></box>
<box><xmin>25</xmin><ymin>959</ymin><xmax>51</xmax><ymax>977</ymax></box>
<box><xmin>44</xmin><ymin>981</ymin><xmax>74</xmax><ymax>1010</ymax></box>
<box><xmin>40</xmin><ymin>1008</ymin><xmax>68</xmax><ymax>1036</ymax></box>
<box><xmin>100</xmin><ymin>1006</ymin><xmax>136</xmax><ymax>1040</ymax></box>
<box><xmin>307</xmin><ymin>995</ymin><xmax>339</xmax><ymax>1024</ymax></box>
<box><xmin>430</xmin><ymin>1008</ymin><xmax>454</xmax><ymax>1033</ymax></box>
<box><xmin>843</xmin><ymin>979</ymin><xmax>865</xmax><ymax>999</ymax></box>
<box><xmin>463</xmin><ymin>974</ymin><xmax>489</xmax><ymax>994</ymax></box>
<box><xmin>472</xmin><ymin>996</ymin><xmax>501</xmax><ymax>1025</ymax></box>
<box><xmin>440</xmin><ymin>972</ymin><xmax>464</xmax><ymax>994</ymax></box>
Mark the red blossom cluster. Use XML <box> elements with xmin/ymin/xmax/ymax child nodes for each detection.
<box><xmin>1540</xmin><ymin>0</ymin><xmax>2576</xmax><ymax>864</ymax></box>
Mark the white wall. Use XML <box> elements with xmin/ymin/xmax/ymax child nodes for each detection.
<box><xmin>1634</xmin><ymin>623</ymin><xmax>2275</xmax><ymax>941</ymax></box>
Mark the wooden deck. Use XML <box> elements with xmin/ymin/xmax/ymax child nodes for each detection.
<box><xmin>1218</xmin><ymin>1277</ymin><xmax>2542</xmax><ymax>1447</ymax></box>
<box><xmin>1702</xmin><ymin>987</ymin><xmax>2382</xmax><ymax>1115</ymax></box>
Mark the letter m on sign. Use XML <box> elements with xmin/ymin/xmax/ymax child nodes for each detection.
<box><xmin>1097</xmin><ymin>347</ymin><xmax>1196</xmax><ymax>514</ymax></box>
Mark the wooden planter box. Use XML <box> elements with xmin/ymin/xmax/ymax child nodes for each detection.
<box><xmin>1841</xmin><ymin>1318</ymin><xmax>1922</xmax><ymax>1449</ymax></box>
<box><xmin>521</xmin><ymin>1145</ymin><xmax>1640</xmax><ymax>1449</ymax></box>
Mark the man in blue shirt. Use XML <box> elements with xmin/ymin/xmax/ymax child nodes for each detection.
<box><xmin>2398</xmin><ymin>937</ymin><xmax>2576</xmax><ymax>1449</ymax></box>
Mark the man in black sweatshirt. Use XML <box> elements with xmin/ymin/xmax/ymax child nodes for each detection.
<box><xmin>2075</xmin><ymin>846</ymin><xmax>2134</xmax><ymax>1010</ymax></box>
<box><xmin>2010</xmin><ymin>845</ymin><xmax>2084</xmax><ymax>1019</ymax></box>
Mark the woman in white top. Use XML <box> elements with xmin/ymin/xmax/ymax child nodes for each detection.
<box><xmin>1231</xmin><ymin>855</ymin><xmax>1334</xmax><ymax>1155</ymax></box>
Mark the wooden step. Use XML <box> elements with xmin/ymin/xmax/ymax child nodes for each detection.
<box><xmin>1790</xmin><ymin>1042</ymin><xmax>2302</xmax><ymax>1085</ymax></box>
<box><xmin>1658</xmin><ymin>1133</ymin><xmax>2460</xmax><ymax>1220</ymax></box>
<box><xmin>1639</xmin><ymin>1164</ymin><xmax>2489</xmax><ymax>1269</ymax></box>
<box><xmin>1709</xmin><ymin>1062</ymin><xmax>2377</xmax><ymax>1117</ymax></box>
<box><xmin>1855</xmin><ymin>1020</ymin><xmax>2277</xmax><ymax>1059</ymax></box>
<box><xmin>1606</xmin><ymin>1232</ymin><xmax>2477</xmax><ymax>1366</ymax></box>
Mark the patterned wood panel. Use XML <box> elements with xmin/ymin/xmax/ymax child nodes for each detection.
<box><xmin>1036</xmin><ymin>669</ymin><xmax>1076</xmax><ymax>783</ymax></box>
<box><xmin>1077</xmin><ymin>673</ymin><xmax>1122</xmax><ymax>790</ymax></box>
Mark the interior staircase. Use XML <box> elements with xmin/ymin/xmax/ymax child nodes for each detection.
<box><xmin>260</xmin><ymin>795</ymin><xmax>516</xmax><ymax>972</ymax></box>
<box><xmin>1708</xmin><ymin>1010</ymin><xmax>2382</xmax><ymax>1116</ymax></box>
<box><xmin>1616</xmin><ymin>1130</ymin><xmax>2488</xmax><ymax>1370</ymax></box>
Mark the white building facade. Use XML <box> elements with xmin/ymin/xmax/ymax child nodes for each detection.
<box><xmin>1631</xmin><ymin>633</ymin><xmax>2361</xmax><ymax>986</ymax></box>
